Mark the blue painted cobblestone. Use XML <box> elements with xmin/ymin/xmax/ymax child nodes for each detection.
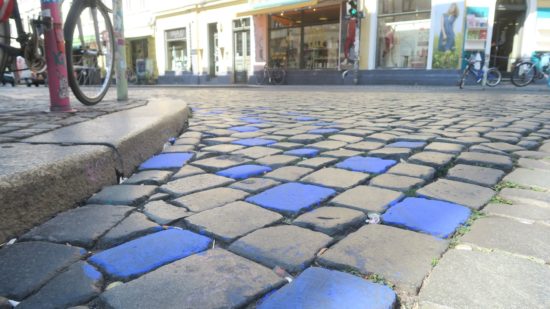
<box><xmin>258</xmin><ymin>267</ymin><xmax>396</xmax><ymax>309</ymax></box>
<box><xmin>382</xmin><ymin>197</ymin><xmax>471</xmax><ymax>238</ymax></box>
<box><xmin>89</xmin><ymin>229</ymin><xmax>211</xmax><ymax>280</ymax></box>
<box><xmin>139</xmin><ymin>153</ymin><xmax>194</xmax><ymax>170</ymax></box>
<box><xmin>232</xmin><ymin>138</ymin><xmax>277</xmax><ymax>146</ymax></box>
<box><xmin>283</xmin><ymin>148</ymin><xmax>319</xmax><ymax>158</ymax></box>
<box><xmin>336</xmin><ymin>156</ymin><xmax>397</xmax><ymax>174</ymax></box>
<box><xmin>229</xmin><ymin>126</ymin><xmax>260</xmax><ymax>132</ymax></box>
<box><xmin>216</xmin><ymin>165</ymin><xmax>272</xmax><ymax>179</ymax></box>
<box><xmin>246</xmin><ymin>182</ymin><xmax>336</xmax><ymax>215</ymax></box>
<box><xmin>386</xmin><ymin>141</ymin><xmax>427</xmax><ymax>149</ymax></box>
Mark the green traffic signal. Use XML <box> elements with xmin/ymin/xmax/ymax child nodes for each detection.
<box><xmin>348</xmin><ymin>0</ymin><xmax>357</xmax><ymax>17</ymax></box>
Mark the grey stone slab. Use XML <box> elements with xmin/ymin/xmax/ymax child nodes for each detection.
<box><xmin>185</xmin><ymin>201</ymin><xmax>282</xmax><ymax>242</ymax></box>
<box><xmin>330</xmin><ymin>186</ymin><xmax>404</xmax><ymax>213</ymax></box>
<box><xmin>191</xmin><ymin>154</ymin><xmax>251</xmax><ymax>171</ymax></box>
<box><xmin>345</xmin><ymin>141</ymin><xmax>385</xmax><ymax>152</ymax></box>
<box><xmin>97</xmin><ymin>212</ymin><xmax>160</xmax><ymax>249</ymax></box>
<box><xmin>446</xmin><ymin>164</ymin><xmax>504</xmax><ymax>187</ymax></box>
<box><xmin>261</xmin><ymin>135</ymin><xmax>287</xmax><ymax>141</ymax></box>
<box><xmin>228</xmin><ymin>225</ymin><xmax>332</xmax><ymax>272</ymax></box>
<box><xmin>517</xmin><ymin>158</ymin><xmax>550</xmax><ymax>171</ymax></box>
<box><xmin>125</xmin><ymin>170</ymin><xmax>173</xmax><ymax>185</ymax></box>
<box><xmin>539</xmin><ymin>142</ymin><xmax>550</xmax><ymax>153</ymax></box>
<box><xmin>0</xmin><ymin>242</ymin><xmax>85</xmax><ymax>300</ymax></box>
<box><xmin>513</xmin><ymin>150</ymin><xmax>550</xmax><ymax>159</ymax></box>
<box><xmin>231</xmin><ymin>146</ymin><xmax>282</xmax><ymax>159</ymax></box>
<box><xmin>160</xmin><ymin>173</ymin><xmax>234</xmax><ymax>196</ymax></box>
<box><xmin>21</xmin><ymin>205</ymin><xmax>133</xmax><ymax>248</ymax></box>
<box><xmin>408</xmin><ymin>152</ymin><xmax>455</xmax><ymax>169</ymax></box>
<box><xmin>171</xmin><ymin>165</ymin><xmax>205</xmax><ymax>179</ymax></box>
<box><xmin>462</xmin><ymin>216</ymin><xmax>550</xmax><ymax>262</ymax></box>
<box><xmin>418</xmin><ymin>249</ymin><xmax>550</xmax><ymax>308</ymax></box>
<box><xmin>293</xmin><ymin>207</ymin><xmax>366</xmax><ymax>236</ymax></box>
<box><xmin>287</xmin><ymin>134</ymin><xmax>324</xmax><ymax>143</ymax></box>
<box><xmin>231</xmin><ymin>132</ymin><xmax>265</xmax><ymax>139</ymax></box>
<box><xmin>201</xmin><ymin>144</ymin><xmax>244</xmax><ymax>153</ymax></box>
<box><xmin>202</xmin><ymin>137</ymin><xmax>237</xmax><ymax>145</ymax></box>
<box><xmin>172</xmin><ymin>187</ymin><xmax>248</xmax><ymax>212</ymax></box>
<box><xmin>229</xmin><ymin>177</ymin><xmax>281</xmax><ymax>193</ymax></box>
<box><xmin>99</xmin><ymin>248</ymin><xmax>284</xmax><ymax>309</ymax></box>
<box><xmin>161</xmin><ymin>144</ymin><xmax>195</xmax><ymax>153</ymax></box>
<box><xmin>483</xmin><ymin>142</ymin><xmax>525</xmax><ymax>153</ymax></box>
<box><xmin>504</xmin><ymin>168</ymin><xmax>550</xmax><ymax>190</ymax></box>
<box><xmin>301</xmin><ymin>168</ymin><xmax>369</xmax><ymax>190</ymax></box>
<box><xmin>386</xmin><ymin>163</ymin><xmax>436</xmax><ymax>181</ymax></box>
<box><xmin>518</xmin><ymin>140</ymin><xmax>542</xmax><ymax>150</ymax></box>
<box><xmin>17</xmin><ymin>261</ymin><xmax>102</xmax><ymax>309</ymax></box>
<box><xmin>417</xmin><ymin>179</ymin><xmax>495</xmax><ymax>210</ymax></box>
<box><xmin>321</xmin><ymin>149</ymin><xmax>363</xmax><ymax>158</ymax></box>
<box><xmin>0</xmin><ymin>143</ymin><xmax>118</xmax><ymax>244</ymax></box>
<box><xmin>369</xmin><ymin>174</ymin><xmax>425</xmax><ymax>192</ymax></box>
<box><xmin>270</xmin><ymin>142</ymin><xmax>303</xmax><ymax>150</ymax></box>
<box><xmin>308</xmin><ymin>140</ymin><xmax>348</xmax><ymax>151</ymax></box>
<box><xmin>87</xmin><ymin>185</ymin><xmax>157</xmax><ymax>206</ymax></box>
<box><xmin>255</xmin><ymin>155</ymin><xmax>301</xmax><ymax>168</ymax></box>
<box><xmin>455</xmin><ymin>152</ymin><xmax>513</xmax><ymax>171</ymax></box>
<box><xmin>143</xmin><ymin>200</ymin><xmax>192</xmax><ymax>224</ymax></box>
<box><xmin>173</xmin><ymin>137</ymin><xmax>200</xmax><ymax>145</ymax></box>
<box><xmin>364</xmin><ymin>133</ymin><xmax>396</xmax><ymax>143</ymax></box>
<box><xmin>483</xmin><ymin>203</ymin><xmax>550</xmax><ymax>224</ymax></box>
<box><xmin>148</xmin><ymin>192</ymin><xmax>170</xmax><ymax>201</ymax></box>
<box><xmin>484</xmin><ymin>132</ymin><xmax>520</xmax><ymax>144</ymax></box>
<box><xmin>264</xmin><ymin>166</ymin><xmax>314</xmax><ymax>182</ymax></box>
<box><xmin>423</xmin><ymin>142</ymin><xmax>465</xmax><ymax>154</ymax></box>
<box><xmin>500</xmin><ymin>188</ymin><xmax>550</xmax><ymax>208</ymax></box>
<box><xmin>318</xmin><ymin>224</ymin><xmax>448</xmax><ymax>293</ymax></box>
<box><xmin>469</xmin><ymin>144</ymin><xmax>510</xmax><ymax>156</ymax></box>
<box><xmin>368</xmin><ymin>148</ymin><xmax>412</xmax><ymax>160</ymax></box>
<box><xmin>297</xmin><ymin>157</ymin><xmax>338</xmax><ymax>169</ymax></box>
<box><xmin>328</xmin><ymin>134</ymin><xmax>363</xmax><ymax>143</ymax></box>
<box><xmin>457</xmin><ymin>136</ymin><xmax>491</xmax><ymax>144</ymax></box>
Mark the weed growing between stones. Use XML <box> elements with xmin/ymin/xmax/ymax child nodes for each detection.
<box><xmin>449</xmin><ymin>210</ymin><xmax>485</xmax><ymax>248</ymax></box>
<box><xmin>431</xmin><ymin>258</ymin><xmax>439</xmax><ymax>267</ymax></box>
<box><xmin>494</xmin><ymin>181</ymin><xmax>523</xmax><ymax>192</ymax></box>
<box><xmin>489</xmin><ymin>195</ymin><xmax>513</xmax><ymax>205</ymax></box>
<box><xmin>404</xmin><ymin>189</ymin><xmax>417</xmax><ymax>197</ymax></box>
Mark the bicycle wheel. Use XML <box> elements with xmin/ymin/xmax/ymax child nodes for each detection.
<box><xmin>511</xmin><ymin>62</ymin><xmax>536</xmax><ymax>87</ymax></box>
<box><xmin>459</xmin><ymin>67</ymin><xmax>469</xmax><ymax>89</ymax></box>
<box><xmin>485</xmin><ymin>68</ymin><xmax>501</xmax><ymax>87</ymax></box>
<box><xmin>255</xmin><ymin>70</ymin><xmax>266</xmax><ymax>85</ymax></box>
<box><xmin>271</xmin><ymin>68</ymin><xmax>285</xmax><ymax>85</ymax></box>
<box><xmin>0</xmin><ymin>22</ymin><xmax>9</xmax><ymax>77</ymax></box>
<box><xmin>64</xmin><ymin>0</ymin><xmax>114</xmax><ymax>105</ymax></box>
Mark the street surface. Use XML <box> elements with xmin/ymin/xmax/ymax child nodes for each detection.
<box><xmin>1</xmin><ymin>86</ymin><xmax>550</xmax><ymax>308</ymax></box>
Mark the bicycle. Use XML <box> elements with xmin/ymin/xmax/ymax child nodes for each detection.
<box><xmin>255</xmin><ymin>61</ymin><xmax>285</xmax><ymax>85</ymax></box>
<box><xmin>511</xmin><ymin>52</ymin><xmax>550</xmax><ymax>87</ymax></box>
<box><xmin>0</xmin><ymin>0</ymin><xmax>115</xmax><ymax>105</ymax></box>
<box><xmin>459</xmin><ymin>57</ymin><xmax>501</xmax><ymax>89</ymax></box>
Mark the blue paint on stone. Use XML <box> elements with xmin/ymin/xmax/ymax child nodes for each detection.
<box><xmin>246</xmin><ymin>182</ymin><xmax>335</xmax><ymax>215</ymax></box>
<box><xmin>240</xmin><ymin>117</ymin><xmax>264</xmax><ymax>124</ymax></box>
<box><xmin>295</xmin><ymin>116</ymin><xmax>317</xmax><ymax>121</ymax></box>
<box><xmin>229</xmin><ymin>126</ymin><xmax>260</xmax><ymax>132</ymax></box>
<box><xmin>386</xmin><ymin>141</ymin><xmax>426</xmax><ymax>149</ymax></box>
<box><xmin>258</xmin><ymin>267</ymin><xmax>396</xmax><ymax>309</ymax></box>
<box><xmin>89</xmin><ymin>229</ymin><xmax>211</xmax><ymax>280</ymax></box>
<box><xmin>284</xmin><ymin>148</ymin><xmax>319</xmax><ymax>158</ymax></box>
<box><xmin>336</xmin><ymin>156</ymin><xmax>397</xmax><ymax>174</ymax></box>
<box><xmin>82</xmin><ymin>263</ymin><xmax>102</xmax><ymax>281</ymax></box>
<box><xmin>313</xmin><ymin>121</ymin><xmax>335</xmax><ymax>126</ymax></box>
<box><xmin>382</xmin><ymin>197</ymin><xmax>471</xmax><ymax>238</ymax></box>
<box><xmin>139</xmin><ymin>153</ymin><xmax>194</xmax><ymax>170</ymax></box>
<box><xmin>216</xmin><ymin>164</ymin><xmax>272</xmax><ymax>179</ymax></box>
<box><xmin>232</xmin><ymin>138</ymin><xmax>277</xmax><ymax>146</ymax></box>
<box><xmin>308</xmin><ymin>128</ymin><xmax>340</xmax><ymax>135</ymax></box>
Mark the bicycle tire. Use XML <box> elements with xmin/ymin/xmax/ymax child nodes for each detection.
<box><xmin>271</xmin><ymin>68</ymin><xmax>285</xmax><ymax>85</ymax></box>
<box><xmin>255</xmin><ymin>70</ymin><xmax>266</xmax><ymax>85</ymax></box>
<box><xmin>485</xmin><ymin>67</ymin><xmax>501</xmax><ymax>87</ymax></box>
<box><xmin>0</xmin><ymin>22</ymin><xmax>9</xmax><ymax>78</ymax></box>
<box><xmin>459</xmin><ymin>67</ymin><xmax>469</xmax><ymax>89</ymax></box>
<box><xmin>511</xmin><ymin>62</ymin><xmax>536</xmax><ymax>87</ymax></box>
<box><xmin>64</xmin><ymin>0</ymin><xmax>114</xmax><ymax>105</ymax></box>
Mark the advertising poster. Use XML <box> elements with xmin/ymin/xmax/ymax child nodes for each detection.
<box><xmin>462</xmin><ymin>5</ymin><xmax>490</xmax><ymax>69</ymax></box>
<box><xmin>253</xmin><ymin>15</ymin><xmax>268</xmax><ymax>64</ymax></box>
<box><xmin>431</xmin><ymin>0</ymin><xmax>465</xmax><ymax>69</ymax></box>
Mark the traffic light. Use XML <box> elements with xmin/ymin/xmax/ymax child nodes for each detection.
<box><xmin>348</xmin><ymin>0</ymin><xmax>357</xmax><ymax>17</ymax></box>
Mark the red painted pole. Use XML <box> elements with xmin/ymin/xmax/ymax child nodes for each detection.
<box><xmin>41</xmin><ymin>0</ymin><xmax>75</xmax><ymax>112</ymax></box>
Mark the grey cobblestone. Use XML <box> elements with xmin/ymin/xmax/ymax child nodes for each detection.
<box><xmin>301</xmin><ymin>168</ymin><xmax>369</xmax><ymax>190</ymax></box>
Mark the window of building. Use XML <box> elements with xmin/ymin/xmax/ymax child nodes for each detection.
<box><xmin>377</xmin><ymin>0</ymin><xmax>431</xmax><ymax>68</ymax></box>
<box><xmin>165</xmin><ymin>28</ymin><xmax>187</xmax><ymax>72</ymax></box>
<box><xmin>269</xmin><ymin>4</ymin><xmax>341</xmax><ymax>69</ymax></box>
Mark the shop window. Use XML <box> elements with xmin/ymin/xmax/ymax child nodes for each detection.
<box><xmin>269</xmin><ymin>4</ymin><xmax>340</xmax><ymax>69</ymax></box>
<box><xmin>165</xmin><ymin>28</ymin><xmax>187</xmax><ymax>72</ymax></box>
<box><xmin>377</xmin><ymin>0</ymin><xmax>431</xmax><ymax>68</ymax></box>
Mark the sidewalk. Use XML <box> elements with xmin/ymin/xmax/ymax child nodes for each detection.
<box><xmin>0</xmin><ymin>86</ymin><xmax>549</xmax><ymax>308</ymax></box>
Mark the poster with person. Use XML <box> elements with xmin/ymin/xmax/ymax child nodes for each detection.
<box><xmin>431</xmin><ymin>0</ymin><xmax>465</xmax><ymax>69</ymax></box>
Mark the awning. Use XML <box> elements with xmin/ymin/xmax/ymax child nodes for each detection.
<box><xmin>237</xmin><ymin>0</ymin><xmax>318</xmax><ymax>17</ymax></box>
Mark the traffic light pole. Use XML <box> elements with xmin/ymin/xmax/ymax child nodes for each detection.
<box><xmin>352</xmin><ymin>16</ymin><xmax>361</xmax><ymax>85</ymax></box>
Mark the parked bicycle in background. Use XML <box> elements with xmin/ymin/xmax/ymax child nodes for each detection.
<box><xmin>511</xmin><ymin>52</ymin><xmax>550</xmax><ymax>87</ymax></box>
<box><xmin>0</xmin><ymin>0</ymin><xmax>115</xmax><ymax>105</ymax></box>
<box><xmin>459</xmin><ymin>55</ymin><xmax>501</xmax><ymax>89</ymax></box>
<box><xmin>256</xmin><ymin>60</ymin><xmax>286</xmax><ymax>85</ymax></box>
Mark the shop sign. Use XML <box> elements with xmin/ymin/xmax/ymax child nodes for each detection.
<box><xmin>249</xmin><ymin>0</ymin><xmax>311</xmax><ymax>9</ymax></box>
<box><xmin>166</xmin><ymin>28</ymin><xmax>186</xmax><ymax>41</ymax></box>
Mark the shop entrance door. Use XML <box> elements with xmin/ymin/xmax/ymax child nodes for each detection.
<box><xmin>233</xmin><ymin>18</ymin><xmax>251</xmax><ymax>84</ymax></box>
<box><xmin>208</xmin><ymin>23</ymin><xmax>219</xmax><ymax>77</ymax></box>
<box><xmin>491</xmin><ymin>0</ymin><xmax>526</xmax><ymax>74</ymax></box>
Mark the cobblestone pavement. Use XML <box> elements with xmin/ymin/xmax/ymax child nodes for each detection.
<box><xmin>1</xmin><ymin>86</ymin><xmax>550</xmax><ymax>308</ymax></box>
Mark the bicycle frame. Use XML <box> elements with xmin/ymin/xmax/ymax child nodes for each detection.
<box><xmin>0</xmin><ymin>0</ymin><xmax>29</xmax><ymax>58</ymax></box>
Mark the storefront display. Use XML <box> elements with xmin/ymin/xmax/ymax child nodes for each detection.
<box><xmin>536</xmin><ymin>7</ymin><xmax>550</xmax><ymax>51</ymax></box>
<box><xmin>431</xmin><ymin>0</ymin><xmax>465</xmax><ymax>69</ymax></box>
<box><xmin>165</xmin><ymin>28</ymin><xmax>188</xmax><ymax>72</ymax></box>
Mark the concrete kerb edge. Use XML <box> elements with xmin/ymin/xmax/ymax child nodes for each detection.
<box><xmin>0</xmin><ymin>98</ymin><xmax>191</xmax><ymax>244</ymax></box>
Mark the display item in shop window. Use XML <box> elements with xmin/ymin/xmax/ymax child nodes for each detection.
<box><xmin>343</xmin><ymin>17</ymin><xmax>357</xmax><ymax>63</ymax></box>
<box><xmin>438</xmin><ymin>3</ymin><xmax>459</xmax><ymax>52</ymax></box>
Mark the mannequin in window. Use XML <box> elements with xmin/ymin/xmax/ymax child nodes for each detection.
<box><xmin>382</xmin><ymin>25</ymin><xmax>395</xmax><ymax>66</ymax></box>
<box><xmin>438</xmin><ymin>3</ymin><xmax>459</xmax><ymax>52</ymax></box>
